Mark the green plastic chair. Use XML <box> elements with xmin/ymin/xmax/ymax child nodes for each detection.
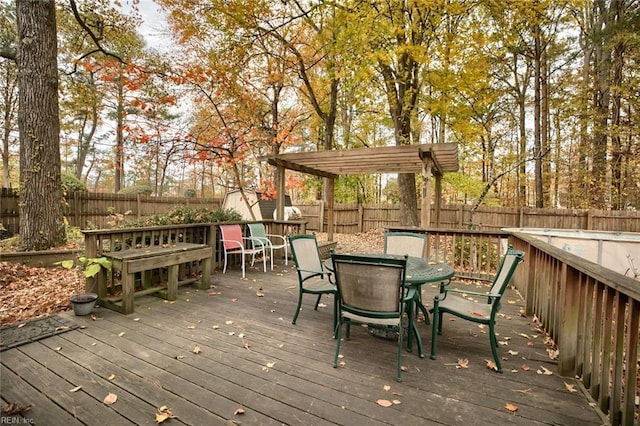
<box><xmin>288</xmin><ymin>234</ymin><xmax>337</xmax><ymax>331</ymax></box>
<box><xmin>383</xmin><ymin>231</ymin><xmax>427</xmax><ymax>258</ymax></box>
<box><xmin>430</xmin><ymin>246</ymin><xmax>525</xmax><ymax>372</ymax></box>
<box><xmin>247</xmin><ymin>223</ymin><xmax>288</xmax><ymax>270</ymax></box>
<box><xmin>331</xmin><ymin>252</ymin><xmax>414</xmax><ymax>382</ymax></box>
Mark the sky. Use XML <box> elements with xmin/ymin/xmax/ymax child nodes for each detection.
<box><xmin>118</xmin><ymin>0</ymin><xmax>173</xmax><ymax>49</ymax></box>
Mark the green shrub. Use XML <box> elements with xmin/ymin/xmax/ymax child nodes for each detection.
<box><xmin>184</xmin><ymin>188</ymin><xmax>197</xmax><ymax>198</ymax></box>
<box><xmin>118</xmin><ymin>185</ymin><xmax>153</xmax><ymax>195</ymax></box>
<box><xmin>62</xmin><ymin>173</ymin><xmax>88</xmax><ymax>192</ymax></box>
<box><xmin>122</xmin><ymin>206</ymin><xmax>242</xmax><ymax>227</ymax></box>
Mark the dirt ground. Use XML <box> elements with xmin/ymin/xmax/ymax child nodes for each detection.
<box><xmin>0</xmin><ymin>230</ymin><xmax>384</xmax><ymax>326</ymax></box>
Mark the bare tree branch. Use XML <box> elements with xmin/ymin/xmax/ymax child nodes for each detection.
<box><xmin>68</xmin><ymin>0</ymin><xmax>124</xmax><ymax>68</ymax></box>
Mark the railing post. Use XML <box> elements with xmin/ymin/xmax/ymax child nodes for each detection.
<box><xmin>558</xmin><ymin>264</ymin><xmax>579</xmax><ymax>376</ymax></box>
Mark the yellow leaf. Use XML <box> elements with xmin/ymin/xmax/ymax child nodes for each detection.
<box><xmin>537</xmin><ymin>366</ymin><xmax>553</xmax><ymax>376</ymax></box>
<box><xmin>118</xmin><ymin>332</ymin><xmax>125</xmax><ymax>337</ymax></box>
<box><xmin>155</xmin><ymin>412</ymin><xmax>171</xmax><ymax>423</ymax></box>
<box><xmin>69</xmin><ymin>386</ymin><xmax>82</xmax><ymax>392</ymax></box>
<box><xmin>376</xmin><ymin>399</ymin><xmax>393</xmax><ymax>407</ymax></box>
<box><xmin>103</xmin><ymin>393</ymin><xmax>117</xmax><ymax>405</ymax></box>
<box><xmin>505</xmin><ymin>403</ymin><xmax>518</xmax><ymax>412</ymax></box>
<box><xmin>485</xmin><ymin>360</ymin><xmax>498</xmax><ymax>371</ymax></box>
<box><xmin>108</xmin><ymin>374</ymin><xmax>116</xmax><ymax>380</ymax></box>
<box><xmin>564</xmin><ymin>382</ymin><xmax>578</xmax><ymax>393</ymax></box>
<box><xmin>155</xmin><ymin>406</ymin><xmax>175</xmax><ymax>424</ymax></box>
<box><xmin>193</xmin><ymin>345</ymin><xmax>201</xmax><ymax>354</ymax></box>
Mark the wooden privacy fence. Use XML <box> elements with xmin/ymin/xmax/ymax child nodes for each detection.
<box><xmin>2</xmin><ymin>189</ymin><xmax>639</xmax><ymax>237</ymax></box>
<box><xmin>295</xmin><ymin>202</ymin><xmax>640</xmax><ymax>233</ymax></box>
<box><xmin>0</xmin><ymin>189</ymin><xmax>221</xmax><ymax>235</ymax></box>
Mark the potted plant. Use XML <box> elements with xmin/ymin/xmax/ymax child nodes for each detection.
<box><xmin>57</xmin><ymin>256</ymin><xmax>112</xmax><ymax>316</ymax></box>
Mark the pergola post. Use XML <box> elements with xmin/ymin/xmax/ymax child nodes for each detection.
<box><xmin>325</xmin><ymin>177</ymin><xmax>335</xmax><ymax>241</ymax></box>
<box><xmin>421</xmin><ymin>160</ymin><xmax>432</xmax><ymax>228</ymax></box>
<box><xmin>435</xmin><ymin>174</ymin><xmax>442</xmax><ymax>227</ymax></box>
<box><xmin>275</xmin><ymin>166</ymin><xmax>285</xmax><ymax>220</ymax></box>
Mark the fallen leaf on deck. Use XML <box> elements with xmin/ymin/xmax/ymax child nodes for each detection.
<box><xmin>118</xmin><ymin>332</ymin><xmax>125</xmax><ymax>337</ymax></box>
<box><xmin>318</xmin><ymin>303</ymin><xmax>327</xmax><ymax>308</ymax></box>
<box><xmin>564</xmin><ymin>382</ymin><xmax>578</xmax><ymax>393</ymax></box>
<box><xmin>17</xmin><ymin>323</ymin><xmax>25</xmax><ymax>328</ymax></box>
<box><xmin>234</xmin><ymin>407</ymin><xmax>245</xmax><ymax>415</ymax></box>
<box><xmin>187</xmin><ymin>325</ymin><xmax>196</xmax><ymax>329</ymax></box>
<box><xmin>547</xmin><ymin>348</ymin><xmax>559</xmax><ymax>360</ymax></box>
<box><xmin>527</xmin><ymin>342</ymin><xmax>534</xmax><ymax>347</ymax></box>
<box><xmin>225</xmin><ymin>320</ymin><xmax>234</xmax><ymax>325</ymax></box>
<box><xmin>376</xmin><ymin>399</ymin><xmax>393</xmax><ymax>407</ymax></box>
<box><xmin>470</xmin><ymin>311</ymin><xmax>484</xmax><ymax>316</ymax></box>
<box><xmin>193</xmin><ymin>345</ymin><xmax>201</xmax><ymax>354</ymax></box>
<box><xmin>69</xmin><ymin>386</ymin><xmax>82</xmax><ymax>392</ymax></box>
<box><xmin>537</xmin><ymin>366</ymin><xmax>553</xmax><ymax>376</ymax></box>
<box><xmin>108</xmin><ymin>374</ymin><xmax>116</xmax><ymax>380</ymax></box>
<box><xmin>457</xmin><ymin>358</ymin><xmax>469</xmax><ymax>369</ymax></box>
<box><xmin>208</xmin><ymin>291</ymin><xmax>218</xmax><ymax>296</ymax></box>
<box><xmin>2</xmin><ymin>402</ymin><xmax>32</xmax><ymax>415</ymax></box>
<box><xmin>231</xmin><ymin>298</ymin><xmax>238</xmax><ymax>302</ymax></box>
<box><xmin>485</xmin><ymin>360</ymin><xmax>498</xmax><ymax>371</ymax></box>
<box><xmin>175</xmin><ymin>355</ymin><xmax>185</xmax><ymax>360</ymax></box>
<box><xmin>103</xmin><ymin>393</ymin><xmax>118</xmax><ymax>405</ymax></box>
<box><xmin>507</xmin><ymin>350</ymin><xmax>518</xmax><ymax>356</ymax></box>
<box><xmin>521</xmin><ymin>364</ymin><xmax>531</xmax><ymax>371</ymax></box>
<box><xmin>383</xmin><ymin>385</ymin><xmax>391</xmax><ymax>391</ymax></box>
<box><xmin>54</xmin><ymin>346</ymin><xmax>61</xmax><ymax>351</ymax></box>
<box><xmin>504</xmin><ymin>403</ymin><xmax>518</xmax><ymax>412</ymax></box>
<box><xmin>518</xmin><ymin>333</ymin><xmax>530</xmax><ymax>339</ymax></box>
<box><xmin>155</xmin><ymin>405</ymin><xmax>175</xmax><ymax>423</ymax></box>
<box><xmin>266</xmin><ymin>362</ymin><xmax>275</xmax><ymax>368</ymax></box>
<box><xmin>238</xmin><ymin>333</ymin><xmax>245</xmax><ymax>339</ymax></box>
<box><xmin>392</xmin><ymin>400</ymin><xmax>402</xmax><ymax>405</ymax></box>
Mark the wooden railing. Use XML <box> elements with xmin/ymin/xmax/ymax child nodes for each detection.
<box><xmin>409</xmin><ymin>227</ymin><xmax>638</xmax><ymax>425</ymax></box>
<box><xmin>509</xmin><ymin>232</ymin><xmax>638</xmax><ymax>426</ymax></box>
<box><xmin>82</xmin><ymin>220</ymin><xmax>307</xmax><ymax>293</ymax></box>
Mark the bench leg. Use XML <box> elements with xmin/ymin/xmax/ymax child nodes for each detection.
<box><xmin>121</xmin><ymin>265</ymin><xmax>135</xmax><ymax>315</ymax></box>
<box><xmin>167</xmin><ymin>265</ymin><xmax>178</xmax><ymax>301</ymax></box>
<box><xmin>195</xmin><ymin>257</ymin><xmax>212</xmax><ymax>290</ymax></box>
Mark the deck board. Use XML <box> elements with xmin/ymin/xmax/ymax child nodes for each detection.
<box><xmin>1</xmin><ymin>261</ymin><xmax>606</xmax><ymax>425</ymax></box>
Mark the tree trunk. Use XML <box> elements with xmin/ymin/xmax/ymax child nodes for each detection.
<box><xmin>115</xmin><ymin>76</ymin><xmax>124</xmax><ymax>192</ymax></box>
<box><xmin>16</xmin><ymin>0</ymin><xmax>66</xmax><ymax>250</ymax></box>
<box><xmin>533</xmin><ymin>27</ymin><xmax>543</xmax><ymax>208</ymax></box>
<box><xmin>2</xmin><ymin>60</ymin><xmax>17</xmax><ymax>188</ymax></box>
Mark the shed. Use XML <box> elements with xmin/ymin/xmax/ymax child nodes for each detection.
<box><xmin>222</xmin><ymin>189</ymin><xmax>297</xmax><ymax>221</ymax></box>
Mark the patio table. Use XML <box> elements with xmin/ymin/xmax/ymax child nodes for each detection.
<box><xmin>324</xmin><ymin>255</ymin><xmax>454</xmax><ymax>357</ymax></box>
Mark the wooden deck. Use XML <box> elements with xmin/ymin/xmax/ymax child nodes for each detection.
<box><xmin>1</xmin><ymin>260</ymin><xmax>606</xmax><ymax>425</ymax></box>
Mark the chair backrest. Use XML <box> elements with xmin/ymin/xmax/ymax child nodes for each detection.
<box><xmin>247</xmin><ymin>223</ymin><xmax>269</xmax><ymax>244</ymax></box>
<box><xmin>488</xmin><ymin>246</ymin><xmax>525</xmax><ymax>298</ymax></box>
<box><xmin>219</xmin><ymin>224</ymin><xmax>244</xmax><ymax>250</ymax></box>
<box><xmin>289</xmin><ymin>234</ymin><xmax>324</xmax><ymax>281</ymax></box>
<box><xmin>384</xmin><ymin>232</ymin><xmax>427</xmax><ymax>258</ymax></box>
<box><xmin>331</xmin><ymin>253</ymin><xmax>407</xmax><ymax>314</ymax></box>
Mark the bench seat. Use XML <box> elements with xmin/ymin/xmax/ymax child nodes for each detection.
<box><xmin>99</xmin><ymin>243</ymin><xmax>212</xmax><ymax>314</ymax></box>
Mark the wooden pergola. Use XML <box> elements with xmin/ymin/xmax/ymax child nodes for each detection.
<box><xmin>266</xmin><ymin>143</ymin><xmax>459</xmax><ymax>240</ymax></box>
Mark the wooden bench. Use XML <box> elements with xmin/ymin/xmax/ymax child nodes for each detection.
<box><xmin>100</xmin><ymin>243</ymin><xmax>212</xmax><ymax>314</ymax></box>
<box><xmin>83</xmin><ymin>224</ymin><xmax>215</xmax><ymax>315</ymax></box>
